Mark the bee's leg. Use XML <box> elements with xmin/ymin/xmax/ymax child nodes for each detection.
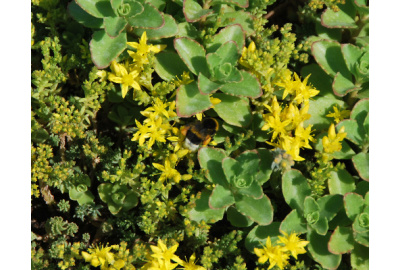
<box><xmin>202</xmin><ymin>136</ymin><xmax>212</xmax><ymax>146</ymax></box>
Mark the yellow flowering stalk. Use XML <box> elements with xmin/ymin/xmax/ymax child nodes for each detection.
<box><xmin>322</xmin><ymin>123</ymin><xmax>347</xmax><ymax>154</ymax></box>
<box><xmin>127</xmin><ymin>31</ymin><xmax>166</xmax><ymax>56</ymax></box>
<box><xmin>277</xmin><ymin>232</ymin><xmax>309</xmax><ymax>259</ymax></box>
<box><xmin>108</xmin><ymin>60</ymin><xmax>142</xmax><ymax>98</ymax></box>
<box><xmin>275</xmin><ymin>72</ymin><xmax>319</xmax><ymax>104</ymax></box>
<box><xmin>178</xmin><ymin>253</ymin><xmax>206</xmax><ymax>270</ymax></box>
<box><xmin>81</xmin><ymin>244</ymin><xmax>126</xmax><ymax>270</ymax></box>
<box><xmin>142</xmin><ymin>239</ymin><xmax>182</xmax><ymax>270</ymax></box>
<box><xmin>153</xmin><ymin>154</ymin><xmax>192</xmax><ymax>184</ymax></box>
<box><xmin>326</xmin><ymin>105</ymin><xmax>351</xmax><ymax>124</ymax></box>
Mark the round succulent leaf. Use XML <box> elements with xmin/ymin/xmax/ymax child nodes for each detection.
<box><xmin>115</xmin><ymin>1</ymin><xmax>143</xmax><ymax>17</ymax></box>
<box><xmin>307</xmin><ymin>229</ymin><xmax>342</xmax><ymax>269</ymax></box>
<box><xmin>343</xmin><ymin>193</ymin><xmax>364</xmax><ymax>221</ymax></box>
<box><xmin>198</xmin><ymin>147</ymin><xmax>229</xmax><ymax>187</ymax></box>
<box><xmin>206</xmin><ymin>24</ymin><xmax>245</xmax><ymax>53</ymax></box>
<box><xmin>209</xmin><ymin>184</ymin><xmax>235</xmax><ymax>209</ymax></box>
<box><xmin>133</xmin><ymin>14</ymin><xmax>178</xmax><ymax>39</ymax></box>
<box><xmin>198</xmin><ymin>72</ymin><xmax>222</xmax><ymax>94</ymax></box>
<box><xmin>311</xmin><ymin>40</ymin><xmax>352</xmax><ymax>78</ymax></box>
<box><xmin>333</xmin><ymin>71</ymin><xmax>360</xmax><ymax>97</ymax></box>
<box><xmin>174</xmin><ymin>37</ymin><xmax>209</xmax><ymax>76</ymax></box>
<box><xmin>219</xmin><ymin>11</ymin><xmax>255</xmax><ymax>35</ymax></box>
<box><xmin>236</xmin><ymin>150</ymin><xmax>259</xmax><ymax>173</ymax></box>
<box><xmin>236</xmin><ymin>180</ymin><xmax>263</xmax><ymax>199</ymax></box>
<box><xmin>110</xmin><ymin>0</ymin><xmax>123</xmax><ymax>10</ymax></box>
<box><xmin>183</xmin><ymin>0</ymin><xmax>213</xmax><ymax>22</ymax></box>
<box><xmin>210</xmin><ymin>0</ymin><xmax>248</xmax><ymax>8</ymax></box>
<box><xmin>352</xmin><ymin>152</ymin><xmax>369</xmax><ymax>181</ymax></box>
<box><xmin>213</xmin><ymin>41</ymin><xmax>240</xmax><ymax>66</ymax></box>
<box><xmin>279</xmin><ymin>209</ymin><xmax>307</xmax><ymax>235</ymax></box>
<box><xmin>75</xmin><ymin>0</ymin><xmax>115</xmax><ymax>18</ymax></box>
<box><xmin>227</xmin><ymin>206</ymin><xmax>254</xmax><ymax>227</ymax></box>
<box><xmin>255</xmin><ymin>148</ymin><xmax>273</xmax><ymax>185</ymax></box>
<box><xmin>90</xmin><ymin>30</ymin><xmax>127</xmax><ymax>69</ymax></box>
<box><xmin>127</xmin><ymin>2</ymin><xmax>164</xmax><ymax>29</ymax></box>
<box><xmin>353</xmin><ymin>213</ymin><xmax>369</xmax><ymax>234</ymax></box>
<box><xmin>351</xmin><ymin>243</ymin><xmax>369</xmax><ymax>270</ymax></box>
<box><xmin>329</xmin><ymin>168</ymin><xmax>356</xmax><ymax>195</ymax></box>
<box><xmin>188</xmin><ymin>189</ymin><xmax>225</xmax><ymax>223</ymax></box>
<box><xmin>337</xmin><ymin>119</ymin><xmax>366</xmax><ymax>146</ymax></box>
<box><xmin>315</xmin><ymin>19</ymin><xmax>342</xmax><ymax>41</ymax></box>
<box><xmin>310</xmin><ymin>216</ymin><xmax>329</xmax><ymax>236</ymax></box>
<box><xmin>177</xmin><ymin>22</ymin><xmax>200</xmax><ymax>39</ymax></box>
<box><xmin>350</xmin><ymin>98</ymin><xmax>369</xmax><ymax>124</ymax></box>
<box><xmin>245</xmin><ymin>222</ymin><xmax>281</xmax><ymax>253</ymax></box>
<box><xmin>104</xmin><ymin>16</ymin><xmax>127</xmax><ymax>37</ymax></box>
<box><xmin>154</xmin><ymin>52</ymin><xmax>190</xmax><ymax>81</ymax></box>
<box><xmin>328</xmin><ymin>226</ymin><xmax>355</xmax><ymax>254</ymax></box>
<box><xmin>212</xmin><ymin>93</ymin><xmax>252</xmax><ymax>127</ymax></box>
<box><xmin>321</xmin><ymin>0</ymin><xmax>357</xmax><ymax>29</ymax></box>
<box><xmin>282</xmin><ymin>169</ymin><xmax>312</xmax><ymax>214</ymax></box>
<box><xmin>328</xmin><ymin>208</ymin><xmax>353</xmax><ymax>229</ymax></box>
<box><xmin>220</xmin><ymin>70</ymin><xmax>262</xmax><ymax>98</ymax></box>
<box><xmin>317</xmin><ymin>194</ymin><xmax>344</xmax><ymax>222</ymax></box>
<box><xmin>341</xmin><ymin>44</ymin><xmax>363</xmax><ymax>76</ymax></box>
<box><xmin>176</xmin><ymin>82</ymin><xmax>212</xmax><ymax>117</ymax></box>
<box><xmin>68</xmin><ymin>1</ymin><xmax>104</xmax><ymax>28</ymax></box>
<box><xmin>235</xmin><ymin>194</ymin><xmax>273</xmax><ymax>225</ymax></box>
<box><xmin>222</xmin><ymin>157</ymin><xmax>242</xmax><ymax>185</ymax></box>
<box><xmin>304</xmin><ymin>196</ymin><xmax>320</xmax><ymax>219</ymax></box>
<box><xmin>354</xmin><ymin>181</ymin><xmax>369</xmax><ymax>197</ymax></box>
<box><xmin>146</xmin><ymin>0</ymin><xmax>166</xmax><ymax>10</ymax></box>
<box><xmin>121</xmin><ymin>191</ymin><xmax>139</xmax><ymax>211</ymax></box>
<box><xmin>69</xmin><ymin>187</ymin><xmax>95</xmax><ymax>205</ymax></box>
<box><xmin>353</xmin><ymin>229</ymin><xmax>369</xmax><ymax>247</ymax></box>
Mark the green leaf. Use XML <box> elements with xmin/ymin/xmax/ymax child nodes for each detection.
<box><xmin>98</xmin><ymin>183</ymin><xmax>138</xmax><ymax>215</ymax></box>
<box><xmin>146</xmin><ymin>0</ymin><xmax>166</xmax><ymax>10</ymax></box>
<box><xmin>282</xmin><ymin>169</ymin><xmax>312</xmax><ymax>214</ymax></box>
<box><xmin>188</xmin><ymin>189</ymin><xmax>225</xmax><ymax>223</ymax></box>
<box><xmin>328</xmin><ymin>226</ymin><xmax>355</xmax><ymax>254</ymax></box>
<box><xmin>344</xmin><ymin>193</ymin><xmax>364</xmax><ymax>221</ymax></box>
<box><xmin>68</xmin><ymin>1</ymin><xmax>104</xmax><ymax>28</ymax></box>
<box><xmin>198</xmin><ymin>72</ymin><xmax>222</xmax><ymax>94</ymax></box>
<box><xmin>337</xmin><ymin>119</ymin><xmax>365</xmax><ymax>146</ymax></box>
<box><xmin>174</xmin><ymin>37</ymin><xmax>209</xmax><ymax>76</ymax></box>
<box><xmin>321</xmin><ymin>0</ymin><xmax>357</xmax><ymax>29</ymax></box>
<box><xmin>206</xmin><ymin>24</ymin><xmax>245</xmax><ymax>53</ymax></box>
<box><xmin>69</xmin><ymin>187</ymin><xmax>95</xmax><ymax>205</ymax></box>
<box><xmin>219</xmin><ymin>11</ymin><xmax>255</xmax><ymax>35</ymax></box>
<box><xmin>227</xmin><ymin>206</ymin><xmax>254</xmax><ymax>227</ymax></box>
<box><xmin>317</xmin><ymin>194</ymin><xmax>343</xmax><ymax>221</ymax></box>
<box><xmin>236</xmin><ymin>151</ymin><xmax>260</xmax><ymax>177</ymax></box>
<box><xmin>329</xmin><ymin>168</ymin><xmax>356</xmax><ymax>195</ymax></box>
<box><xmin>307</xmin><ymin>229</ymin><xmax>342</xmax><ymax>269</ymax></box>
<box><xmin>114</xmin><ymin>1</ymin><xmax>143</xmax><ymax>17</ymax></box>
<box><xmin>279</xmin><ymin>209</ymin><xmax>307</xmax><ymax>235</ymax></box>
<box><xmin>213</xmin><ymin>41</ymin><xmax>240</xmax><ymax>66</ymax></box>
<box><xmin>133</xmin><ymin>14</ymin><xmax>178</xmax><ymax>39</ymax></box>
<box><xmin>355</xmin><ymin>181</ymin><xmax>369</xmax><ymax>197</ymax></box>
<box><xmin>333</xmin><ymin>71</ymin><xmax>359</xmax><ymax>97</ymax></box>
<box><xmin>350</xmin><ymin>98</ymin><xmax>369</xmax><ymax>125</ymax></box>
<box><xmin>183</xmin><ymin>0</ymin><xmax>213</xmax><ymax>22</ymax></box>
<box><xmin>104</xmin><ymin>16</ymin><xmax>127</xmax><ymax>37</ymax></box>
<box><xmin>245</xmin><ymin>222</ymin><xmax>281</xmax><ymax>253</ymax></box>
<box><xmin>209</xmin><ymin>184</ymin><xmax>234</xmax><ymax>209</ymax></box>
<box><xmin>32</xmin><ymin>128</ymin><xmax>49</xmax><ymax>143</ymax></box>
<box><xmin>220</xmin><ymin>71</ymin><xmax>262</xmax><ymax>98</ymax></box>
<box><xmin>198</xmin><ymin>147</ymin><xmax>228</xmax><ymax>187</ymax></box>
<box><xmin>75</xmin><ymin>0</ymin><xmax>114</xmax><ymax>18</ymax></box>
<box><xmin>212</xmin><ymin>93</ymin><xmax>252</xmax><ymax>127</ymax></box>
<box><xmin>311</xmin><ymin>40</ymin><xmax>352</xmax><ymax>78</ymax></box>
<box><xmin>353</xmin><ymin>229</ymin><xmax>369</xmax><ymax>247</ymax></box>
<box><xmin>315</xmin><ymin>19</ymin><xmax>342</xmax><ymax>40</ymax></box>
<box><xmin>235</xmin><ymin>194</ymin><xmax>273</xmax><ymax>225</ymax></box>
<box><xmin>352</xmin><ymin>152</ymin><xmax>369</xmax><ymax>181</ymax></box>
<box><xmin>353</xmin><ymin>213</ymin><xmax>369</xmax><ymax>234</ymax></box>
<box><xmin>176</xmin><ymin>82</ymin><xmax>212</xmax><ymax>117</ymax></box>
<box><xmin>90</xmin><ymin>30</ymin><xmax>127</xmax><ymax>68</ymax></box>
<box><xmin>177</xmin><ymin>22</ymin><xmax>200</xmax><ymax>39</ymax></box>
<box><xmin>154</xmin><ymin>52</ymin><xmax>190</xmax><ymax>81</ymax></box>
<box><xmin>328</xmin><ymin>208</ymin><xmax>353</xmax><ymax>229</ymax></box>
<box><xmin>127</xmin><ymin>3</ymin><xmax>164</xmax><ymax>29</ymax></box>
<box><xmin>255</xmin><ymin>148</ymin><xmax>273</xmax><ymax>185</ymax></box>
<box><xmin>351</xmin><ymin>243</ymin><xmax>369</xmax><ymax>270</ymax></box>
<box><xmin>341</xmin><ymin>44</ymin><xmax>363</xmax><ymax>76</ymax></box>
<box><xmin>210</xmin><ymin>0</ymin><xmax>248</xmax><ymax>8</ymax></box>
<box><xmin>222</xmin><ymin>157</ymin><xmax>242</xmax><ymax>185</ymax></box>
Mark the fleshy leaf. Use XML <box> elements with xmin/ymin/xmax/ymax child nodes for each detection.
<box><xmin>341</xmin><ymin>44</ymin><xmax>363</xmax><ymax>76</ymax></box>
<box><xmin>321</xmin><ymin>0</ymin><xmax>357</xmax><ymax>29</ymax></box>
<box><xmin>227</xmin><ymin>206</ymin><xmax>254</xmax><ymax>227</ymax></box>
<box><xmin>282</xmin><ymin>169</ymin><xmax>312</xmax><ymax>214</ymax></box>
<box><xmin>280</xmin><ymin>209</ymin><xmax>307</xmax><ymax>235</ymax></box>
<box><xmin>329</xmin><ymin>168</ymin><xmax>356</xmax><ymax>195</ymax></box>
<box><xmin>350</xmin><ymin>98</ymin><xmax>369</xmax><ymax>125</ymax></box>
<box><xmin>90</xmin><ymin>30</ymin><xmax>127</xmax><ymax>69</ymax></box>
<box><xmin>328</xmin><ymin>226</ymin><xmax>355</xmax><ymax>254</ymax></box>
<box><xmin>133</xmin><ymin>14</ymin><xmax>178</xmax><ymax>39</ymax></box>
<box><xmin>219</xmin><ymin>11</ymin><xmax>255</xmax><ymax>35</ymax></box>
<box><xmin>343</xmin><ymin>193</ymin><xmax>364</xmax><ymax>221</ymax></box>
<box><xmin>68</xmin><ymin>1</ymin><xmax>104</xmax><ymax>28</ymax></box>
<box><xmin>174</xmin><ymin>37</ymin><xmax>209</xmax><ymax>76</ymax></box>
<box><xmin>198</xmin><ymin>147</ymin><xmax>228</xmax><ymax>187</ymax></box>
<box><xmin>75</xmin><ymin>0</ymin><xmax>114</xmax><ymax>18</ymax></box>
<box><xmin>255</xmin><ymin>148</ymin><xmax>273</xmax><ymax>185</ymax></box>
<box><xmin>154</xmin><ymin>52</ymin><xmax>190</xmax><ymax>81</ymax></box>
<box><xmin>212</xmin><ymin>93</ymin><xmax>252</xmax><ymax>127</ymax></box>
<box><xmin>235</xmin><ymin>194</ymin><xmax>273</xmax><ymax>225</ymax></box>
<box><xmin>317</xmin><ymin>194</ymin><xmax>343</xmax><ymax>221</ymax></box>
<box><xmin>206</xmin><ymin>24</ymin><xmax>245</xmax><ymax>53</ymax></box>
<box><xmin>351</xmin><ymin>243</ymin><xmax>369</xmax><ymax>270</ymax></box>
<box><xmin>337</xmin><ymin>119</ymin><xmax>366</xmax><ymax>146</ymax></box>
<box><xmin>333</xmin><ymin>71</ymin><xmax>359</xmax><ymax>97</ymax></box>
<box><xmin>245</xmin><ymin>222</ymin><xmax>281</xmax><ymax>253</ymax></box>
<box><xmin>210</xmin><ymin>0</ymin><xmax>248</xmax><ymax>8</ymax></box>
<box><xmin>307</xmin><ymin>229</ymin><xmax>342</xmax><ymax>269</ymax></box>
<box><xmin>104</xmin><ymin>16</ymin><xmax>127</xmax><ymax>37</ymax></box>
<box><xmin>188</xmin><ymin>189</ymin><xmax>225</xmax><ymax>223</ymax></box>
<box><xmin>183</xmin><ymin>0</ymin><xmax>213</xmax><ymax>22</ymax></box>
<box><xmin>127</xmin><ymin>3</ymin><xmax>164</xmax><ymax>29</ymax></box>
<box><xmin>176</xmin><ymin>82</ymin><xmax>212</xmax><ymax>117</ymax></box>
<box><xmin>198</xmin><ymin>72</ymin><xmax>222</xmax><ymax>94</ymax></box>
<box><xmin>209</xmin><ymin>184</ymin><xmax>234</xmax><ymax>209</ymax></box>
<box><xmin>352</xmin><ymin>152</ymin><xmax>369</xmax><ymax>181</ymax></box>
<box><xmin>222</xmin><ymin>157</ymin><xmax>242</xmax><ymax>185</ymax></box>
<box><xmin>220</xmin><ymin>71</ymin><xmax>262</xmax><ymax>98</ymax></box>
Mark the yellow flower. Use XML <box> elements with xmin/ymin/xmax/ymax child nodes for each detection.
<box><xmin>132</xmin><ymin>117</ymin><xmax>171</xmax><ymax>149</ymax></box>
<box><xmin>277</xmin><ymin>231</ymin><xmax>309</xmax><ymax>259</ymax></box>
<box><xmin>254</xmin><ymin>237</ymin><xmax>289</xmax><ymax>270</ymax></box>
<box><xmin>280</xmin><ymin>135</ymin><xmax>304</xmax><ymax>162</ymax></box>
<box><xmin>153</xmin><ymin>159</ymin><xmax>182</xmax><ymax>183</ymax></box>
<box><xmin>294</xmin><ymin>124</ymin><xmax>315</xmax><ymax>149</ymax></box>
<box><xmin>142</xmin><ymin>98</ymin><xmax>171</xmax><ymax>119</ymax></box>
<box><xmin>263</xmin><ymin>115</ymin><xmax>291</xmax><ymax>141</ymax></box>
<box><xmin>322</xmin><ymin>123</ymin><xmax>347</xmax><ymax>153</ymax></box>
<box><xmin>150</xmin><ymin>239</ymin><xmax>182</xmax><ymax>269</ymax></box>
<box><xmin>178</xmin><ymin>253</ymin><xmax>205</xmax><ymax>270</ymax></box>
<box><xmin>276</xmin><ymin>72</ymin><xmax>319</xmax><ymax>104</ymax></box>
<box><xmin>108</xmin><ymin>60</ymin><xmax>141</xmax><ymax>98</ymax></box>
<box><xmin>81</xmin><ymin>244</ymin><xmax>122</xmax><ymax>269</ymax></box>
<box><xmin>326</xmin><ymin>105</ymin><xmax>351</xmax><ymax>123</ymax></box>
<box><xmin>127</xmin><ymin>31</ymin><xmax>166</xmax><ymax>56</ymax></box>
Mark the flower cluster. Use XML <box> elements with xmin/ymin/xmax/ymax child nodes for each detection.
<box><xmin>254</xmin><ymin>232</ymin><xmax>309</xmax><ymax>270</ymax></box>
<box><xmin>152</xmin><ymin>153</ymin><xmax>192</xmax><ymax>184</ymax></box>
<box><xmin>322</xmin><ymin>123</ymin><xmax>347</xmax><ymax>154</ymax></box>
<box><xmin>143</xmin><ymin>239</ymin><xmax>205</xmax><ymax>270</ymax></box>
<box><xmin>326</xmin><ymin>105</ymin><xmax>350</xmax><ymax>124</ymax></box>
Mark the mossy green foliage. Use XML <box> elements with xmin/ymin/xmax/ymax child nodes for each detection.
<box><xmin>32</xmin><ymin>0</ymin><xmax>368</xmax><ymax>269</ymax></box>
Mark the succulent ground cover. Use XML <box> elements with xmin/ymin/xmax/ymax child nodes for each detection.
<box><xmin>31</xmin><ymin>0</ymin><xmax>369</xmax><ymax>269</ymax></box>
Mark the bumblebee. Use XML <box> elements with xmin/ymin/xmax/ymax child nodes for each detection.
<box><xmin>181</xmin><ymin>118</ymin><xmax>219</xmax><ymax>151</ymax></box>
